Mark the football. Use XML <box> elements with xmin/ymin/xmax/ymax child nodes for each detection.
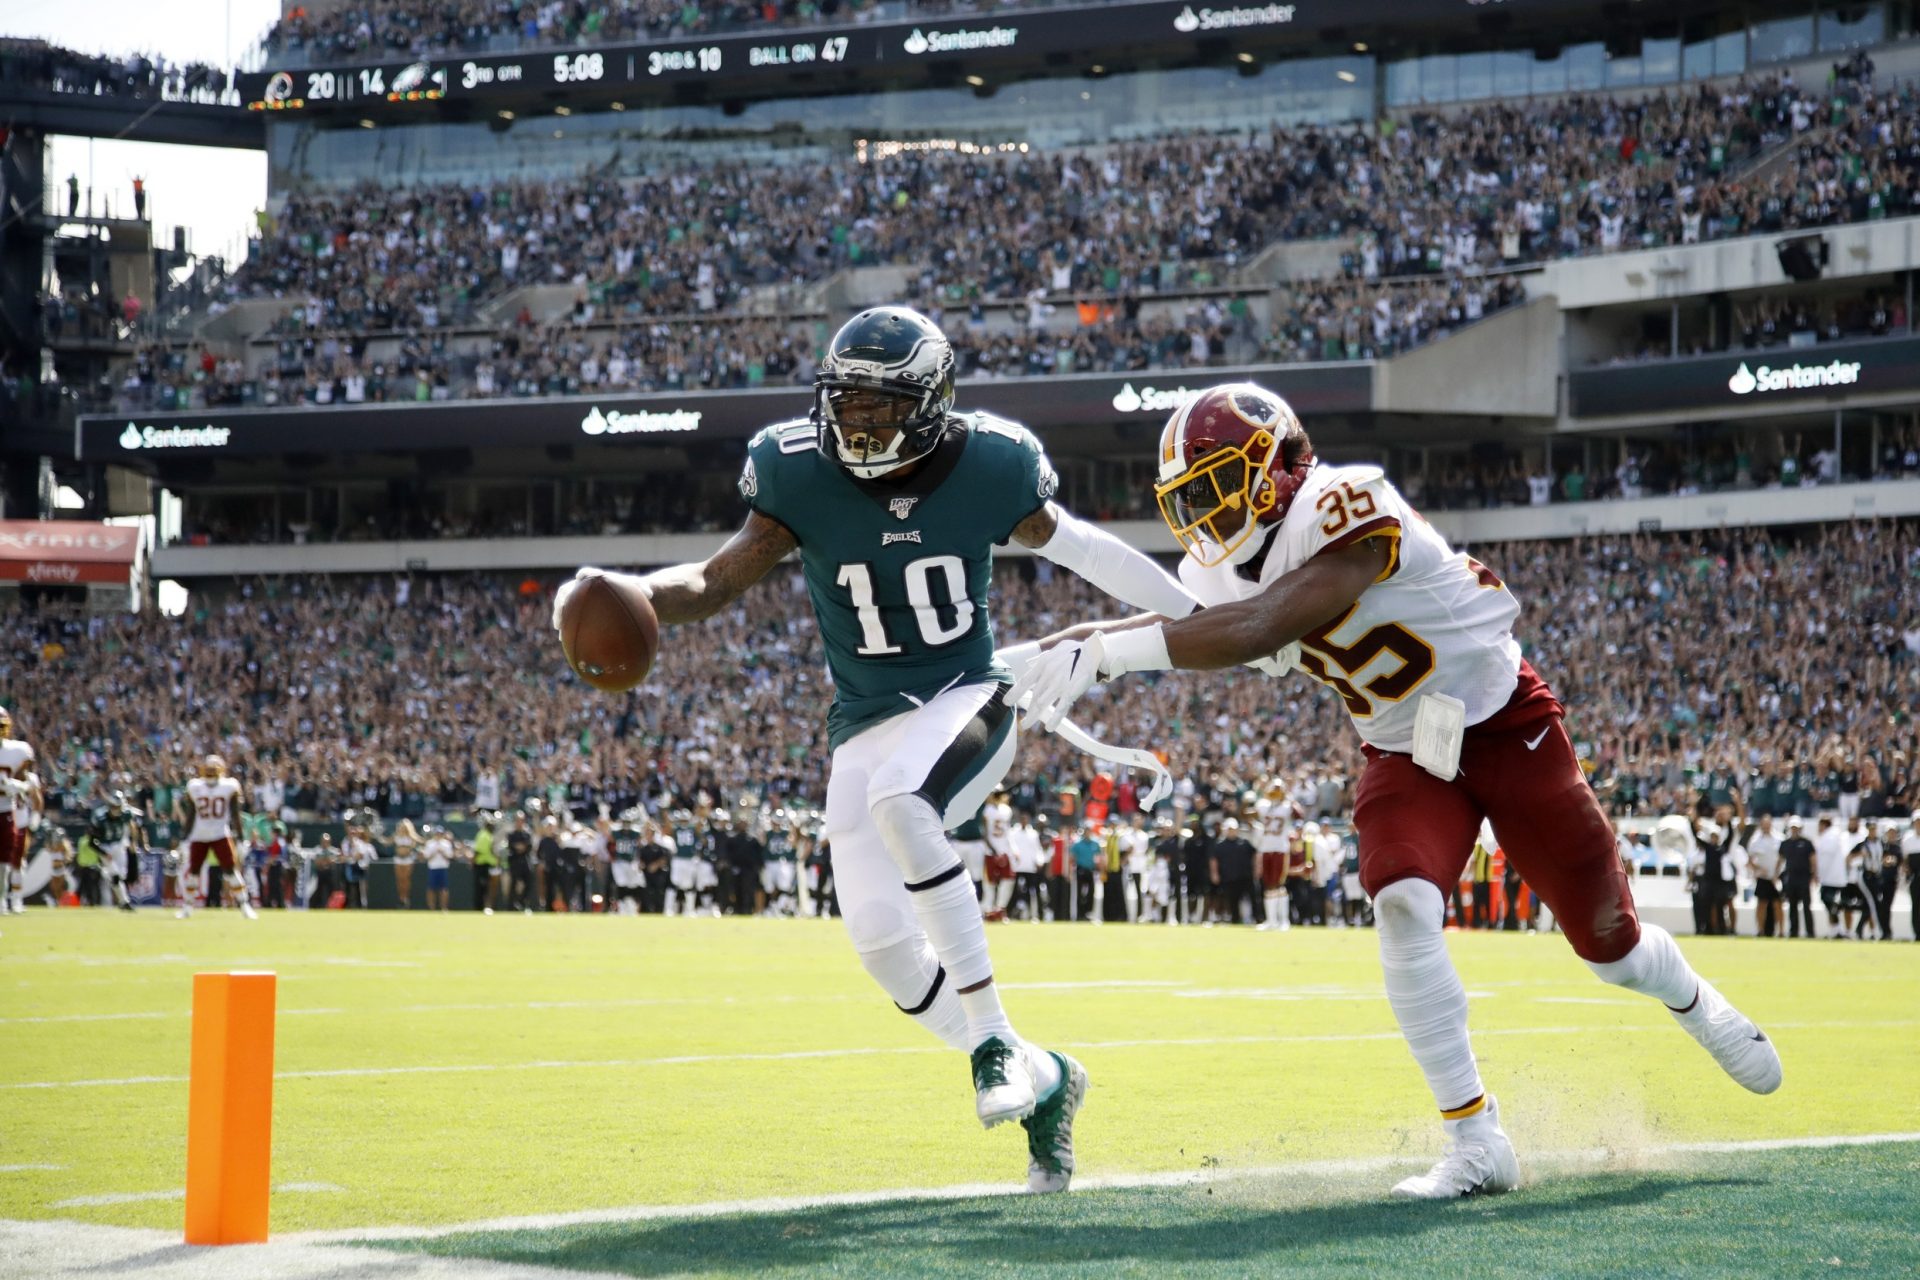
<box><xmin>558</xmin><ymin>571</ymin><xmax>659</xmax><ymax>693</ymax></box>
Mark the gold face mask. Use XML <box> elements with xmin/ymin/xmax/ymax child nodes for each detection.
<box><xmin>1154</xmin><ymin>429</ymin><xmax>1278</xmax><ymax>567</ymax></box>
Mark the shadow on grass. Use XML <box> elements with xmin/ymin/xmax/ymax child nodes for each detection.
<box><xmin>376</xmin><ymin>1172</ymin><xmax>1771</xmax><ymax>1278</ymax></box>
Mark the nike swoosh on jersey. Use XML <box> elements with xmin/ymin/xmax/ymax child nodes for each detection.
<box><xmin>1523</xmin><ymin>727</ymin><xmax>1551</xmax><ymax>751</ymax></box>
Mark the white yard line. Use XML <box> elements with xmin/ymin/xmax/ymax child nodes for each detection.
<box><xmin>7</xmin><ymin>1018</ymin><xmax>1916</xmax><ymax>1092</ymax></box>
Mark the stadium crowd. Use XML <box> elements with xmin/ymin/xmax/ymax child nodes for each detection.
<box><xmin>217</xmin><ymin>71</ymin><xmax>1920</xmax><ymax>328</ymax></box>
<box><xmin>4</xmin><ymin>521</ymin><xmax>1916</xmax><ymax>929</ymax></box>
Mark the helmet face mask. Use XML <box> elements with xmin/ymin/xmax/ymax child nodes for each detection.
<box><xmin>1156</xmin><ymin>435</ymin><xmax>1278</xmax><ymax>566</ymax></box>
<box><xmin>814</xmin><ymin>307</ymin><xmax>956</xmax><ymax>479</ymax></box>
<box><xmin>1155</xmin><ymin>383</ymin><xmax>1309</xmax><ymax>568</ymax></box>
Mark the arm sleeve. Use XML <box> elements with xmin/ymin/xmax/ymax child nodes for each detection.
<box><xmin>1035</xmin><ymin>508</ymin><xmax>1199</xmax><ymax>619</ymax></box>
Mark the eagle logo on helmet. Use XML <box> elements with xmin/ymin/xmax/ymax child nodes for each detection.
<box><xmin>813</xmin><ymin>306</ymin><xmax>957</xmax><ymax>480</ymax></box>
<box><xmin>1153</xmin><ymin>383</ymin><xmax>1313</xmax><ymax>567</ymax></box>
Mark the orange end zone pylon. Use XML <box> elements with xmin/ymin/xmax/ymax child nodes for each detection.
<box><xmin>184</xmin><ymin>971</ymin><xmax>276</xmax><ymax>1245</ymax></box>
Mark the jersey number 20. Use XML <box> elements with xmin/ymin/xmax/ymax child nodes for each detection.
<box><xmin>836</xmin><ymin>557</ymin><xmax>974</xmax><ymax>655</ymax></box>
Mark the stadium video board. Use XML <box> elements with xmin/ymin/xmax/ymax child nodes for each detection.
<box><xmin>235</xmin><ymin>0</ymin><xmax>1597</xmax><ymax>114</ymax></box>
<box><xmin>1566</xmin><ymin>335</ymin><xmax>1920</xmax><ymax>418</ymax></box>
<box><xmin>79</xmin><ymin>364</ymin><xmax>1372</xmax><ymax>461</ymax></box>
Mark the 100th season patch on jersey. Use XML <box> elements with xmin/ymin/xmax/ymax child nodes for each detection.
<box><xmin>741</xmin><ymin>414</ymin><xmax>1056</xmax><ymax>748</ymax></box>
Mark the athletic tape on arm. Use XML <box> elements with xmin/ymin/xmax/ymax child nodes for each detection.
<box><xmin>1037</xmin><ymin>510</ymin><xmax>1198</xmax><ymax>619</ymax></box>
<box><xmin>998</xmin><ymin>644</ymin><xmax>1173</xmax><ymax>809</ymax></box>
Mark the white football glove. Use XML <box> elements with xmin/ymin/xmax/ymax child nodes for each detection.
<box><xmin>1009</xmin><ymin>633</ymin><xmax>1109</xmax><ymax>732</ymax></box>
<box><xmin>550</xmin><ymin>566</ymin><xmax>651</xmax><ymax>632</ymax></box>
<box><xmin>1245</xmin><ymin>641</ymin><xmax>1301</xmax><ymax>679</ymax></box>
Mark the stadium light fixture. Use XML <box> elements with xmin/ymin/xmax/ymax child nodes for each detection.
<box><xmin>609</xmin><ymin>101</ymin><xmax>625</xmax><ymax>111</ymax></box>
<box><xmin>497</xmin><ymin>110</ymin><xmax>515</xmax><ymax>120</ymax></box>
<box><xmin>1236</xmin><ymin>52</ymin><xmax>1256</xmax><ymax>63</ymax></box>
<box><xmin>1354</xmin><ymin>41</ymin><xmax>1368</xmax><ymax>52</ymax></box>
<box><xmin>965</xmin><ymin>74</ymin><xmax>985</xmax><ymax>86</ymax></box>
<box><xmin>1337</xmin><ymin>70</ymin><xmax>1357</xmax><ymax>83</ymax></box>
<box><xmin>358</xmin><ymin>118</ymin><xmax>375</xmax><ymax>128</ymax></box>
<box><xmin>555</xmin><ymin>106</ymin><xmax>572</xmax><ymax>116</ymax></box>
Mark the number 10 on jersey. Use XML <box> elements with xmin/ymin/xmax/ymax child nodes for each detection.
<box><xmin>836</xmin><ymin>557</ymin><xmax>975</xmax><ymax>655</ymax></box>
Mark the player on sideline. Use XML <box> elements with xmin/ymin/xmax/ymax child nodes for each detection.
<box><xmin>174</xmin><ymin>755</ymin><xmax>256</xmax><ymax>919</ymax></box>
<box><xmin>1013</xmin><ymin>382</ymin><xmax>1783</xmax><ymax>1198</ymax></box>
<box><xmin>555</xmin><ymin>306</ymin><xmax>1198</xmax><ymax>1191</ymax></box>
<box><xmin>0</xmin><ymin>706</ymin><xmax>33</xmax><ymax>915</ymax></box>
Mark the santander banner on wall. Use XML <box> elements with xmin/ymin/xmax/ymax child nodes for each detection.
<box><xmin>0</xmin><ymin>521</ymin><xmax>142</xmax><ymax>585</ymax></box>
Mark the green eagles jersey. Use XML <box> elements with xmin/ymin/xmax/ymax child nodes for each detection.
<box><xmin>766</xmin><ymin>831</ymin><xmax>795</xmax><ymax>862</ymax></box>
<box><xmin>611</xmin><ymin>829</ymin><xmax>642</xmax><ymax>861</ymax></box>
<box><xmin>90</xmin><ymin>807</ymin><xmax>132</xmax><ymax>847</ymax></box>
<box><xmin>741</xmin><ymin>413</ymin><xmax>1057</xmax><ymax>749</ymax></box>
<box><xmin>674</xmin><ymin>828</ymin><xmax>701</xmax><ymax>859</ymax></box>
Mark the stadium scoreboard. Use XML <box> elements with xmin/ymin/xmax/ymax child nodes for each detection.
<box><xmin>237</xmin><ymin>0</ymin><xmax>1610</xmax><ymax>116</ymax></box>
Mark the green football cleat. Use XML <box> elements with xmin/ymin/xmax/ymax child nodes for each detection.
<box><xmin>1022</xmin><ymin>1051</ymin><xmax>1088</xmax><ymax>1192</ymax></box>
<box><xmin>970</xmin><ymin>1036</ymin><xmax>1037</xmax><ymax>1128</ymax></box>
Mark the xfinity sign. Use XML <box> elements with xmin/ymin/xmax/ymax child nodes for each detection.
<box><xmin>1727</xmin><ymin>359</ymin><xmax>1864</xmax><ymax>396</ymax></box>
<box><xmin>118</xmin><ymin>423</ymin><xmax>233</xmax><ymax>450</ymax></box>
<box><xmin>1111</xmin><ymin>382</ymin><xmax>1202</xmax><ymax>415</ymax></box>
<box><xmin>1173</xmin><ymin>4</ymin><xmax>1296</xmax><ymax>32</ymax></box>
<box><xmin>579</xmin><ymin>405</ymin><xmax>702</xmax><ymax>435</ymax></box>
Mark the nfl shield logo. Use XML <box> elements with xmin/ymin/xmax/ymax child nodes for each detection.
<box><xmin>888</xmin><ymin>496</ymin><xmax>918</xmax><ymax>521</ymax></box>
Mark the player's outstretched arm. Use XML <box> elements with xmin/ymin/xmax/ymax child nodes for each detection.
<box><xmin>1013</xmin><ymin>540</ymin><xmax>1388</xmax><ymax>729</ymax></box>
<box><xmin>1010</xmin><ymin>503</ymin><xmax>1199</xmax><ymax>620</ymax></box>
<box><xmin>1158</xmin><ymin>540</ymin><xmax>1389</xmax><ymax>670</ymax></box>
<box><xmin>558</xmin><ymin>512</ymin><xmax>797</xmax><ymax>628</ymax></box>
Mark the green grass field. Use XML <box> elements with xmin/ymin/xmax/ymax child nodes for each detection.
<box><xmin>3</xmin><ymin>910</ymin><xmax>1917</xmax><ymax>1277</ymax></box>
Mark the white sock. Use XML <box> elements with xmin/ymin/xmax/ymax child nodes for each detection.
<box><xmin>1585</xmin><ymin>922</ymin><xmax>1699</xmax><ymax>1011</ymax></box>
<box><xmin>228</xmin><ymin>875</ymin><xmax>250</xmax><ymax>907</ymax></box>
<box><xmin>959</xmin><ymin>982</ymin><xmax>1015</xmax><ymax>1049</ymax></box>
<box><xmin>1027</xmin><ymin>1041</ymin><xmax>1063</xmax><ymax>1095</ymax></box>
<box><xmin>1375</xmin><ymin>878</ymin><xmax>1484</xmax><ymax>1113</ymax></box>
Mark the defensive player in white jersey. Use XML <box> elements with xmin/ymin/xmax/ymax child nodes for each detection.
<box><xmin>175</xmin><ymin>755</ymin><xmax>255</xmax><ymax>919</ymax></box>
<box><xmin>0</xmin><ymin>706</ymin><xmax>34</xmax><ymax>914</ymax></box>
<box><xmin>980</xmin><ymin>791</ymin><xmax>1016</xmax><ymax>919</ymax></box>
<box><xmin>1015</xmin><ymin>382</ymin><xmax>1783</xmax><ymax>1198</ymax></box>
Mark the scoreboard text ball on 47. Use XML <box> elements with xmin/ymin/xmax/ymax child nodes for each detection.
<box><xmin>559</xmin><ymin>572</ymin><xmax>659</xmax><ymax>693</ymax></box>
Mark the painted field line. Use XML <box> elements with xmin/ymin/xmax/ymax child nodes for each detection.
<box><xmin>8</xmin><ymin>1018</ymin><xmax>1915</xmax><ymax>1092</ymax></box>
<box><xmin>292</xmin><ymin>1130</ymin><xmax>1920</xmax><ymax>1245</ymax></box>
<box><xmin>0</xmin><ymin>1164</ymin><xmax>62</xmax><ymax>1173</ymax></box>
<box><xmin>50</xmin><ymin>1183</ymin><xmax>344</xmax><ymax>1209</ymax></box>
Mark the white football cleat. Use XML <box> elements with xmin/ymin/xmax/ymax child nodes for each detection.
<box><xmin>240</xmin><ymin>901</ymin><xmax>258</xmax><ymax>920</ymax></box>
<box><xmin>1670</xmin><ymin>978</ymin><xmax>1782</xmax><ymax>1094</ymax></box>
<box><xmin>175</xmin><ymin>906</ymin><xmax>192</xmax><ymax>919</ymax></box>
<box><xmin>1023</xmin><ymin>1051</ymin><xmax>1088</xmax><ymax>1193</ymax></box>
<box><xmin>970</xmin><ymin>1036</ymin><xmax>1038</xmax><ymax>1128</ymax></box>
<box><xmin>1391</xmin><ymin>1096</ymin><xmax>1520</xmax><ymax>1200</ymax></box>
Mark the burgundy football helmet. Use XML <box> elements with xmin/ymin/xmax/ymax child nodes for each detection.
<box><xmin>1154</xmin><ymin>383</ymin><xmax>1313</xmax><ymax>566</ymax></box>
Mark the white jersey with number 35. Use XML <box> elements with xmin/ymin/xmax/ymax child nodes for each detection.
<box><xmin>1178</xmin><ymin>463</ymin><xmax>1523</xmax><ymax>754</ymax></box>
<box><xmin>186</xmin><ymin>776</ymin><xmax>243</xmax><ymax>842</ymax></box>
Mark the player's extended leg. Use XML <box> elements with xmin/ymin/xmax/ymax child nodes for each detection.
<box><xmin>1472</xmin><ymin>717</ymin><xmax>1781</xmax><ymax>1096</ymax></box>
<box><xmin>831</xmin><ymin>683</ymin><xmax>1084</xmax><ymax>1191</ymax></box>
<box><xmin>219</xmin><ymin>843</ymin><xmax>257</xmax><ymax>919</ymax></box>
<box><xmin>1353</xmin><ymin>749</ymin><xmax>1517</xmax><ymax>1200</ymax></box>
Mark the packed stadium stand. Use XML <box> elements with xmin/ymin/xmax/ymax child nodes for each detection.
<box><xmin>2</xmin><ymin>0</ymin><xmax>1917</xmax><ymax>934</ymax></box>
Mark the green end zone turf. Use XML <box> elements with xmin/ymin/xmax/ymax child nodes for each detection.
<box><xmin>375</xmin><ymin>1142</ymin><xmax>1920</xmax><ymax>1279</ymax></box>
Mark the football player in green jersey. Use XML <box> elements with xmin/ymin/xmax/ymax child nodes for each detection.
<box><xmin>557</xmin><ymin>306</ymin><xmax>1198</xmax><ymax>1192</ymax></box>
